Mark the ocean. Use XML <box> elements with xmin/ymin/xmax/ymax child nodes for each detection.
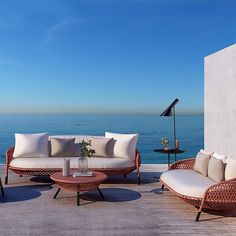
<box><xmin>0</xmin><ymin>114</ymin><xmax>203</xmax><ymax>164</ymax></box>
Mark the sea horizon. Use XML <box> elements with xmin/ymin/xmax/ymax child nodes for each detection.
<box><xmin>0</xmin><ymin>112</ymin><xmax>204</xmax><ymax>115</ymax></box>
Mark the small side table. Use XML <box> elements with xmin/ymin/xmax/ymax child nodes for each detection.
<box><xmin>154</xmin><ymin>149</ymin><xmax>185</xmax><ymax>166</ymax></box>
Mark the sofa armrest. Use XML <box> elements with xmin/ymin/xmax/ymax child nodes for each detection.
<box><xmin>168</xmin><ymin>158</ymin><xmax>195</xmax><ymax>170</ymax></box>
<box><xmin>5</xmin><ymin>147</ymin><xmax>15</xmax><ymax>184</ymax></box>
<box><xmin>135</xmin><ymin>149</ymin><xmax>141</xmax><ymax>168</ymax></box>
<box><xmin>204</xmin><ymin>178</ymin><xmax>236</xmax><ymax>203</ymax></box>
<box><xmin>6</xmin><ymin>147</ymin><xmax>14</xmax><ymax>166</ymax></box>
<box><xmin>135</xmin><ymin>149</ymin><xmax>141</xmax><ymax>184</ymax></box>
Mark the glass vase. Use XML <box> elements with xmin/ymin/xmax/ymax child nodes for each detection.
<box><xmin>78</xmin><ymin>156</ymin><xmax>88</xmax><ymax>174</ymax></box>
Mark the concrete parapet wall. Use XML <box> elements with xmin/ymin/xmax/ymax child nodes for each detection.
<box><xmin>204</xmin><ymin>44</ymin><xmax>236</xmax><ymax>158</ymax></box>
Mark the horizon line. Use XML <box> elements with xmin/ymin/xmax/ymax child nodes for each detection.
<box><xmin>0</xmin><ymin>112</ymin><xmax>204</xmax><ymax>116</ymax></box>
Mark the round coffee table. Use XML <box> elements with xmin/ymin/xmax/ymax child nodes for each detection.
<box><xmin>50</xmin><ymin>171</ymin><xmax>107</xmax><ymax>206</ymax></box>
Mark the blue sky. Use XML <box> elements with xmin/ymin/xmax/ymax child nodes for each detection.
<box><xmin>0</xmin><ymin>0</ymin><xmax>235</xmax><ymax>115</ymax></box>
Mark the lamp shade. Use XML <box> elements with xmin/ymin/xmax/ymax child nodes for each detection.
<box><xmin>160</xmin><ymin>99</ymin><xmax>179</xmax><ymax>116</ymax></box>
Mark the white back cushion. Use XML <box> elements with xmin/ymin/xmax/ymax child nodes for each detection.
<box><xmin>225</xmin><ymin>158</ymin><xmax>236</xmax><ymax>180</ymax></box>
<box><xmin>212</xmin><ymin>152</ymin><xmax>227</xmax><ymax>162</ymax></box>
<box><xmin>225</xmin><ymin>156</ymin><xmax>236</xmax><ymax>163</ymax></box>
<box><xmin>13</xmin><ymin>133</ymin><xmax>49</xmax><ymax>158</ymax></box>
<box><xmin>89</xmin><ymin>137</ymin><xmax>114</xmax><ymax>158</ymax></box>
<box><xmin>49</xmin><ymin>135</ymin><xmax>102</xmax><ymax>143</ymax></box>
<box><xmin>49</xmin><ymin>135</ymin><xmax>112</xmax><ymax>157</ymax></box>
<box><xmin>105</xmin><ymin>132</ymin><xmax>138</xmax><ymax>160</ymax></box>
<box><xmin>200</xmin><ymin>149</ymin><xmax>213</xmax><ymax>156</ymax></box>
<box><xmin>194</xmin><ymin>152</ymin><xmax>211</xmax><ymax>176</ymax></box>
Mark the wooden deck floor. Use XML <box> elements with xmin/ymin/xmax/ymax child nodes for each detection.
<box><xmin>0</xmin><ymin>164</ymin><xmax>236</xmax><ymax>236</ymax></box>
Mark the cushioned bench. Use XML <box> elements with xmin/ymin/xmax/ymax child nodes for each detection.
<box><xmin>160</xmin><ymin>153</ymin><xmax>236</xmax><ymax>221</ymax></box>
<box><xmin>5</xmin><ymin>133</ymin><xmax>141</xmax><ymax>185</ymax></box>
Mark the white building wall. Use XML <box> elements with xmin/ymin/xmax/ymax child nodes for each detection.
<box><xmin>204</xmin><ymin>44</ymin><xmax>236</xmax><ymax>158</ymax></box>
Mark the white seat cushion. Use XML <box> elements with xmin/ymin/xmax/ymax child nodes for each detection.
<box><xmin>160</xmin><ymin>169</ymin><xmax>216</xmax><ymax>198</ymax></box>
<box><xmin>10</xmin><ymin>156</ymin><xmax>135</xmax><ymax>169</ymax></box>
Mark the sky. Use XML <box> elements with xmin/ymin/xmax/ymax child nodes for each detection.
<box><xmin>0</xmin><ymin>0</ymin><xmax>235</xmax><ymax>115</ymax></box>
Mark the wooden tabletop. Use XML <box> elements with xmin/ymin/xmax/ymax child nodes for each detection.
<box><xmin>51</xmin><ymin>171</ymin><xmax>108</xmax><ymax>185</ymax></box>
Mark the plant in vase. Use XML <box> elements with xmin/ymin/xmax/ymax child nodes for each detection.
<box><xmin>78</xmin><ymin>140</ymin><xmax>95</xmax><ymax>174</ymax></box>
<box><xmin>161</xmin><ymin>137</ymin><xmax>169</xmax><ymax>151</ymax></box>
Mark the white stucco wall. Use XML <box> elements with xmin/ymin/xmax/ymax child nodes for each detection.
<box><xmin>204</xmin><ymin>44</ymin><xmax>236</xmax><ymax>158</ymax></box>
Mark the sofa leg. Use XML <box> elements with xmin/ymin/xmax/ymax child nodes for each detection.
<box><xmin>0</xmin><ymin>178</ymin><xmax>4</xmax><ymax>196</ymax></box>
<box><xmin>195</xmin><ymin>211</ymin><xmax>201</xmax><ymax>221</ymax></box>
<box><xmin>1</xmin><ymin>184</ymin><xmax>4</xmax><ymax>196</ymax></box>
<box><xmin>5</xmin><ymin>176</ymin><xmax>8</xmax><ymax>185</ymax></box>
<box><xmin>137</xmin><ymin>175</ymin><xmax>140</xmax><ymax>185</ymax></box>
<box><xmin>161</xmin><ymin>184</ymin><xmax>164</xmax><ymax>190</ymax></box>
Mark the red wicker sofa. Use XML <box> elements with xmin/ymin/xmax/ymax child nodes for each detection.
<box><xmin>5</xmin><ymin>147</ymin><xmax>141</xmax><ymax>185</ymax></box>
<box><xmin>160</xmin><ymin>158</ymin><xmax>236</xmax><ymax>221</ymax></box>
<box><xmin>5</xmin><ymin>134</ymin><xmax>141</xmax><ymax>185</ymax></box>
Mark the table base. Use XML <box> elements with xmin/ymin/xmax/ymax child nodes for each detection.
<box><xmin>53</xmin><ymin>187</ymin><xmax>105</xmax><ymax>206</ymax></box>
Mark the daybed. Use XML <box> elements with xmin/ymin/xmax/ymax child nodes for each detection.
<box><xmin>5</xmin><ymin>134</ymin><xmax>141</xmax><ymax>185</ymax></box>
<box><xmin>160</xmin><ymin>152</ymin><xmax>236</xmax><ymax>221</ymax></box>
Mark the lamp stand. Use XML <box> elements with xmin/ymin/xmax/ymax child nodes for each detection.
<box><xmin>173</xmin><ymin>106</ymin><xmax>177</xmax><ymax>161</ymax></box>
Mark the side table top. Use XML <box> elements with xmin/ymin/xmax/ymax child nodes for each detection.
<box><xmin>51</xmin><ymin>171</ymin><xmax>108</xmax><ymax>184</ymax></box>
<box><xmin>154</xmin><ymin>149</ymin><xmax>185</xmax><ymax>154</ymax></box>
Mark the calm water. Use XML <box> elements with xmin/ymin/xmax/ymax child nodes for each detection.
<box><xmin>0</xmin><ymin>114</ymin><xmax>203</xmax><ymax>164</ymax></box>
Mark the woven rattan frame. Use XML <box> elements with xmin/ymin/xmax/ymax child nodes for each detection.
<box><xmin>160</xmin><ymin>158</ymin><xmax>236</xmax><ymax>221</ymax></box>
<box><xmin>5</xmin><ymin>147</ymin><xmax>141</xmax><ymax>185</ymax></box>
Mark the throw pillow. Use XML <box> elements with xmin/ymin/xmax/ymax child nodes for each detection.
<box><xmin>208</xmin><ymin>156</ymin><xmax>225</xmax><ymax>182</ymax></box>
<box><xmin>13</xmin><ymin>133</ymin><xmax>49</xmax><ymax>158</ymax></box>
<box><xmin>105</xmin><ymin>132</ymin><xmax>138</xmax><ymax>160</ymax></box>
<box><xmin>89</xmin><ymin>137</ymin><xmax>114</xmax><ymax>158</ymax></box>
<box><xmin>50</xmin><ymin>138</ymin><xmax>76</xmax><ymax>157</ymax></box>
<box><xmin>194</xmin><ymin>152</ymin><xmax>211</xmax><ymax>176</ymax></box>
<box><xmin>200</xmin><ymin>149</ymin><xmax>214</xmax><ymax>155</ymax></box>
<box><xmin>212</xmin><ymin>152</ymin><xmax>227</xmax><ymax>162</ymax></box>
<box><xmin>225</xmin><ymin>157</ymin><xmax>236</xmax><ymax>180</ymax></box>
<box><xmin>225</xmin><ymin>156</ymin><xmax>235</xmax><ymax>164</ymax></box>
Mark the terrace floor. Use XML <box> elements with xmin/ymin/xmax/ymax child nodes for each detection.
<box><xmin>0</xmin><ymin>164</ymin><xmax>236</xmax><ymax>236</ymax></box>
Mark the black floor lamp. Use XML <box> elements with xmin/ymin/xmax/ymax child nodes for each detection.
<box><xmin>160</xmin><ymin>99</ymin><xmax>179</xmax><ymax>158</ymax></box>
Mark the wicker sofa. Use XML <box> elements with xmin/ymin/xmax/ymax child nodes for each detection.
<box><xmin>5</xmin><ymin>134</ymin><xmax>141</xmax><ymax>185</ymax></box>
<box><xmin>160</xmin><ymin>157</ymin><xmax>236</xmax><ymax>221</ymax></box>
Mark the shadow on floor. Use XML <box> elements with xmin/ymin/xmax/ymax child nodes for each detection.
<box><xmin>9</xmin><ymin>171</ymin><xmax>161</xmax><ymax>186</ymax></box>
<box><xmin>200</xmin><ymin>209</ymin><xmax>236</xmax><ymax>221</ymax></box>
<box><xmin>143</xmin><ymin>187</ymin><xmax>169</xmax><ymax>194</ymax></box>
<box><xmin>5</xmin><ymin>175</ymin><xmax>54</xmax><ymax>186</ymax></box>
<box><xmin>0</xmin><ymin>184</ymin><xmax>52</xmax><ymax>203</ymax></box>
<box><xmin>81</xmin><ymin>187</ymin><xmax>142</xmax><ymax>202</ymax></box>
<box><xmin>146</xmin><ymin>187</ymin><xmax>236</xmax><ymax>221</ymax></box>
<box><xmin>140</xmin><ymin>171</ymin><xmax>162</xmax><ymax>184</ymax></box>
<box><xmin>30</xmin><ymin>176</ymin><xmax>54</xmax><ymax>183</ymax></box>
<box><xmin>105</xmin><ymin>172</ymin><xmax>161</xmax><ymax>185</ymax></box>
